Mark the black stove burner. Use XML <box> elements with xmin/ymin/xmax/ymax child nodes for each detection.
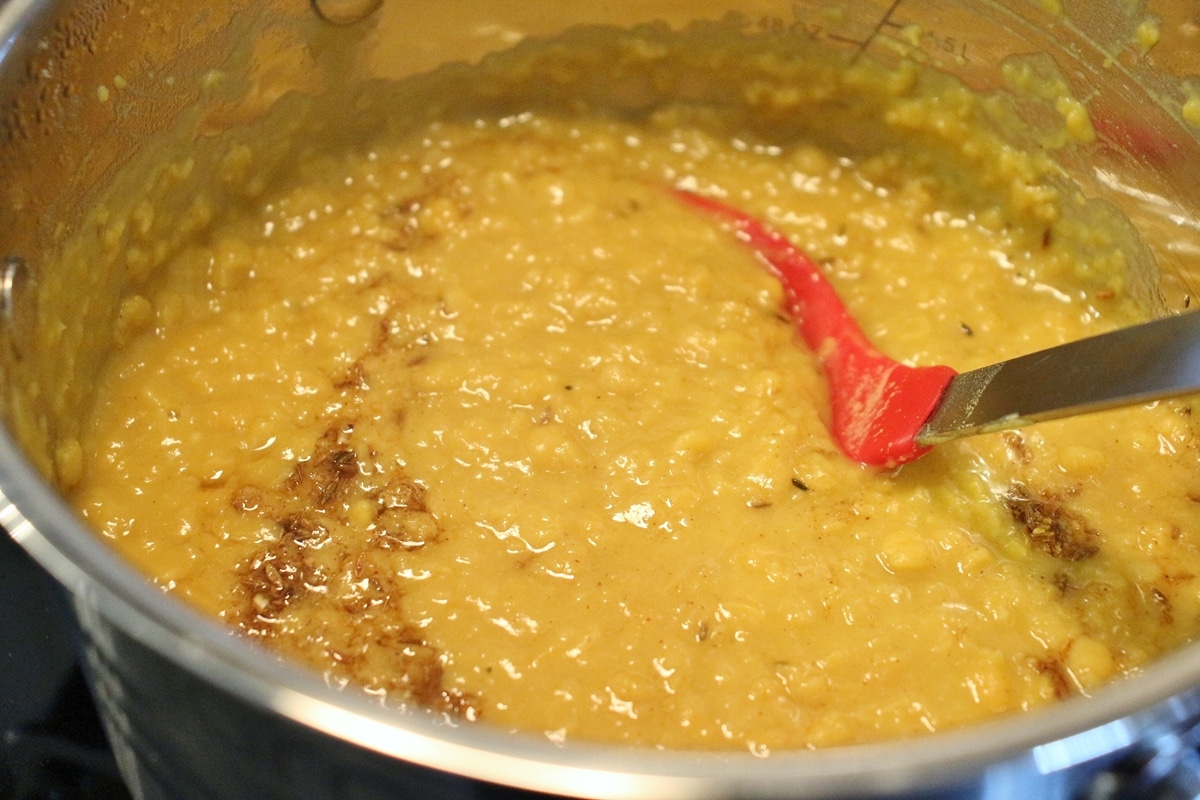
<box><xmin>0</xmin><ymin>533</ymin><xmax>132</xmax><ymax>800</ymax></box>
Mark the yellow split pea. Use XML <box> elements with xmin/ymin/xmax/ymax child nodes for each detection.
<box><xmin>72</xmin><ymin>32</ymin><xmax>1200</xmax><ymax>753</ymax></box>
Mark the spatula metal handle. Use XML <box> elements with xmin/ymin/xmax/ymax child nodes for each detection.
<box><xmin>916</xmin><ymin>311</ymin><xmax>1200</xmax><ymax>445</ymax></box>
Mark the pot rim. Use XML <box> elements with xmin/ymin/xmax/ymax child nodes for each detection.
<box><xmin>4</xmin><ymin>0</ymin><xmax>1200</xmax><ymax>793</ymax></box>
<box><xmin>5</xmin><ymin>421</ymin><xmax>1200</xmax><ymax>799</ymax></box>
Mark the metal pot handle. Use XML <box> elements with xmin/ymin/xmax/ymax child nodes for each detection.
<box><xmin>1087</xmin><ymin>721</ymin><xmax>1200</xmax><ymax>800</ymax></box>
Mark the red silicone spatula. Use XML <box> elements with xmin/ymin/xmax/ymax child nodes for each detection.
<box><xmin>676</xmin><ymin>189</ymin><xmax>1200</xmax><ymax>467</ymax></box>
<box><xmin>675</xmin><ymin>189</ymin><xmax>955</xmax><ymax>466</ymax></box>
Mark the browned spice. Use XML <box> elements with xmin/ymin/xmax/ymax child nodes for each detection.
<box><xmin>228</xmin><ymin>419</ymin><xmax>475</xmax><ymax>718</ymax></box>
<box><xmin>1004</xmin><ymin>482</ymin><xmax>1099</xmax><ymax>562</ymax></box>
<box><xmin>1033</xmin><ymin>653</ymin><xmax>1074</xmax><ymax>699</ymax></box>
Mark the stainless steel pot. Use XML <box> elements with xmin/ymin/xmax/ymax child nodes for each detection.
<box><xmin>5</xmin><ymin>1</ymin><xmax>1200</xmax><ymax>797</ymax></box>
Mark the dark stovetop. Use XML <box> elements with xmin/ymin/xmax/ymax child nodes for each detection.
<box><xmin>0</xmin><ymin>531</ymin><xmax>132</xmax><ymax>800</ymax></box>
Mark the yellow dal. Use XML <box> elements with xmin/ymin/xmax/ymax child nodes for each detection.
<box><xmin>69</xmin><ymin>37</ymin><xmax>1200</xmax><ymax>753</ymax></box>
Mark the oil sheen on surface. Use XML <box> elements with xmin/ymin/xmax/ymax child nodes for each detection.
<box><xmin>69</xmin><ymin>26</ymin><xmax>1200</xmax><ymax>752</ymax></box>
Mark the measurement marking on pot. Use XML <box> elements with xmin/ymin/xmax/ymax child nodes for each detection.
<box><xmin>757</xmin><ymin>0</ymin><xmax>971</xmax><ymax>64</ymax></box>
<box><xmin>852</xmin><ymin>0</ymin><xmax>904</xmax><ymax>62</ymax></box>
<box><xmin>881</xmin><ymin>14</ymin><xmax>972</xmax><ymax>62</ymax></box>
